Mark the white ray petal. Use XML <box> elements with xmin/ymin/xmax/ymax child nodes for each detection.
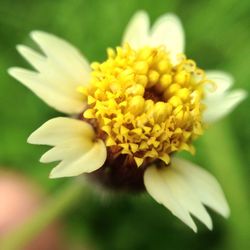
<box><xmin>144</xmin><ymin>166</ymin><xmax>197</xmax><ymax>232</ymax></box>
<box><xmin>203</xmin><ymin>89</ymin><xmax>247</xmax><ymax>123</ymax></box>
<box><xmin>172</xmin><ymin>158</ymin><xmax>230</xmax><ymax>218</ymax></box>
<box><xmin>49</xmin><ymin>139</ymin><xmax>106</xmax><ymax>178</ymax></box>
<box><xmin>9</xmin><ymin>31</ymin><xmax>91</xmax><ymax>114</ymax></box>
<box><xmin>122</xmin><ymin>11</ymin><xmax>150</xmax><ymax>49</ymax></box>
<box><xmin>28</xmin><ymin>117</ymin><xmax>94</xmax><ymax>146</ymax></box>
<box><xmin>205</xmin><ymin>71</ymin><xmax>234</xmax><ymax>97</ymax></box>
<box><xmin>17</xmin><ymin>45</ymin><xmax>46</xmax><ymax>70</ymax></box>
<box><xmin>30</xmin><ymin>31</ymin><xmax>91</xmax><ymax>85</ymax></box>
<box><xmin>16</xmin><ymin>45</ymin><xmax>86</xmax><ymax>93</ymax></box>
<box><xmin>40</xmin><ymin>138</ymin><xmax>93</xmax><ymax>163</ymax></box>
<box><xmin>150</xmin><ymin>13</ymin><xmax>185</xmax><ymax>63</ymax></box>
<box><xmin>8</xmin><ymin>68</ymin><xmax>85</xmax><ymax>114</ymax></box>
<box><xmin>27</xmin><ymin>117</ymin><xmax>107</xmax><ymax>178</ymax></box>
<box><xmin>161</xmin><ymin>167</ymin><xmax>213</xmax><ymax>230</ymax></box>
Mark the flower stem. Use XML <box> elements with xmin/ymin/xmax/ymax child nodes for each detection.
<box><xmin>0</xmin><ymin>178</ymin><xmax>86</xmax><ymax>250</ymax></box>
<box><xmin>201</xmin><ymin>120</ymin><xmax>249</xmax><ymax>250</ymax></box>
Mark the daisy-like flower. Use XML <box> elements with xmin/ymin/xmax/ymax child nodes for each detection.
<box><xmin>8</xmin><ymin>11</ymin><xmax>246</xmax><ymax>232</ymax></box>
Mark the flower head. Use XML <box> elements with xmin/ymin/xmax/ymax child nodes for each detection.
<box><xmin>9</xmin><ymin>11</ymin><xmax>246</xmax><ymax>232</ymax></box>
<box><xmin>82</xmin><ymin>44</ymin><xmax>206</xmax><ymax>167</ymax></box>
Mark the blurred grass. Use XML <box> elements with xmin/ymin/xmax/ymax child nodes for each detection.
<box><xmin>0</xmin><ymin>0</ymin><xmax>249</xmax><ymax>249</ymax></box>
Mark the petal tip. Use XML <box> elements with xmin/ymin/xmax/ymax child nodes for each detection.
<box><xmin>49</xmin><ymin>168</ymin><xmax>63</xmax><ymax>179</ymax></box>
<box><xmin>16</xmin><ymin>44</ymin><xmax>25</xmax><ymax>53</ymax></box>
<box><xmin>238</xmin><ymin>89</ymin><xmax>248</xmax><ymax>100</ymax></box>
<box><xmin>30</xmin><ymin>30</ymin><xmax>52</xmax><ymax>45</ymax></box>
<box><xmin>49</xmin><ymin>167</ymin><xmax>79</xmax><ymax>179</ymax></box>
<box><xmin>160</xmin><ymin>12</ymin><xmax>182</xmax><ymax>22</ymax></box>
<box><xmin>49</xmin><ymin>172</ymin><xmax>58</xmax><ymax>179</ymax></box>
<box><xmin>7</xmin><ymin>67</ymin><xmax>32</xmax><ymax>81</ymax></box>
<box><xmin>207</xmin><ymin>220</ymin><xmax>213</xmax><ymax>231</ymax></box>
<box><xmin>7</xmin><ymin>67</ymin><xmax>19</xmax><ymax>77</ymax></box>
<box><xmin>186</xmin><ymin>220</ymin><xmax>197</xmax><ymax>233</ymax></box>
<box><xmin>39</xmin><ymin>155</ymin><xmax>48</xmax><ymax>163</ymax></box>
<box><xmin>131</xmin><ymin>9</ymin><xmax>148</xmax><ymax>18</ymax></box>
<box><xmin>27</xmin><ymin>132</ymin><xmax>37</xmax><ymax>144</ymax></box>
<box><xmin>221</xmin><ymin>204</ymin><xmax>230</xmax><ymax>219</ymax></box>
<box><xmin>30</xmin><ymin>30</ymin><xmax>44</xmax><ymax>40</ymax></box>
<box><xmin>192</xmin><ymin>226</ymin><xmax>198</xmax><ymax>233</ymax></box>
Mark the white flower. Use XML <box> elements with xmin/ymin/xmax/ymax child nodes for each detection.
<box><xmin>8</xmin><ymin>11</ymin><xmax>246</xmax><ymax>232</ymax></box>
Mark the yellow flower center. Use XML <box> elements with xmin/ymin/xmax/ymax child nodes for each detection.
<box><xmin>80</xmin><ymin>44</ymin><xmax>208</xmax><ymax>167</ymax></box>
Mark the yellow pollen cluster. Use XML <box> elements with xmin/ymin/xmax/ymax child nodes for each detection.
<box><xmin>80</xmin><ymin>44</ymin><xmax>208</xmax><ymax>167</ymax></box>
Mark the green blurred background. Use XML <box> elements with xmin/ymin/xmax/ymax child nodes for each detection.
<box><xmin>0</xmin><ymin>0</ymin><xmax>249</xmax><ymax>249</ymax></box>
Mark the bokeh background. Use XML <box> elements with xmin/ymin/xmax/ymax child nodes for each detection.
<box><xmin>0</xmin><ymin>0</ymin><xmax>249</xmax><ymax>249</ymax></box>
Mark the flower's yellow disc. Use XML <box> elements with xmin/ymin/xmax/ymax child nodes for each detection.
<box><xmin>81</xmin><ymin>44</ymin><xmax>209</xmax><ymax>167</ymax></box>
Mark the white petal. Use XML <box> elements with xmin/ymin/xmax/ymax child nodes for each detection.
<box><xmin>40</xmin><ymin>138</ymin><xmax>93</xmax><ymax>163</ymax></box>
<box><xmin>172</xmin><ymin>158</ymin><xmax>230</xmax><ymax>218</ymax></box>
<box><xmin>203</xmin><ymin>89</ymin><xmax>247</xmax><ymax>123</ymax></box>
<box><xmin>122</xmin><ymin>11</ymin><xmax>150</xmax><ymax>49</ymax></box>
<box><xmin>28</xmin><ymin>117</ymin><xmax>107</xmax><ymax>178</ymax></box>
<box><xmin>150</xmin><ymin>13</ymin><xmax>184</xmax><ymax>63</ymax></box>
<box><xmin>9</xmin><ymin>31</ymin><xmax>91</xmax><ymax>114</ymax></box>
<box><xmin>30</xmin><ymin>31</ymin><xmax>91</xmax><ymax>85</ymax></box>
<box><xmin>8</xmin><ymin>68</ymin><xmax>85</xmax><ymax>114</ymax></box>
<box><xmin>49</xmin><ymin>139</ymin><xmax>106</xmax><ymax>178</ymax></box>
<box><xmin>205</xmin><ymin>71</ymin><xmax>234</xmax><ymax>97</ymax></box>
<box><xmin>17</xmin><ymin>45</ymin><xmax>46</xmax><ymax>70</ymax></box>
<box><xmin>16</xmin><ymin>45</ymin><xmax>86</xmax><ymax>92</ymax></box>
<box><xmin>160</xmin><ymin>167</ymin><xmax>212</xmax><ymax>230</ymax></box>
<box><xmin>28</xmin><ymin>117</ymin><xmax>94</xmax><ymax>146</ymax></box>
<box><xmin>144</xmin><ymin>165</ymin><xmax>197</xmax><ymax>232</ymax></box>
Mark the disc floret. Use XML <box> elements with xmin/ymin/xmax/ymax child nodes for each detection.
<box><xmin>81</xmin><ymin>44</ymin><xmax>208</xmax><ymax>167</ymax></box>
